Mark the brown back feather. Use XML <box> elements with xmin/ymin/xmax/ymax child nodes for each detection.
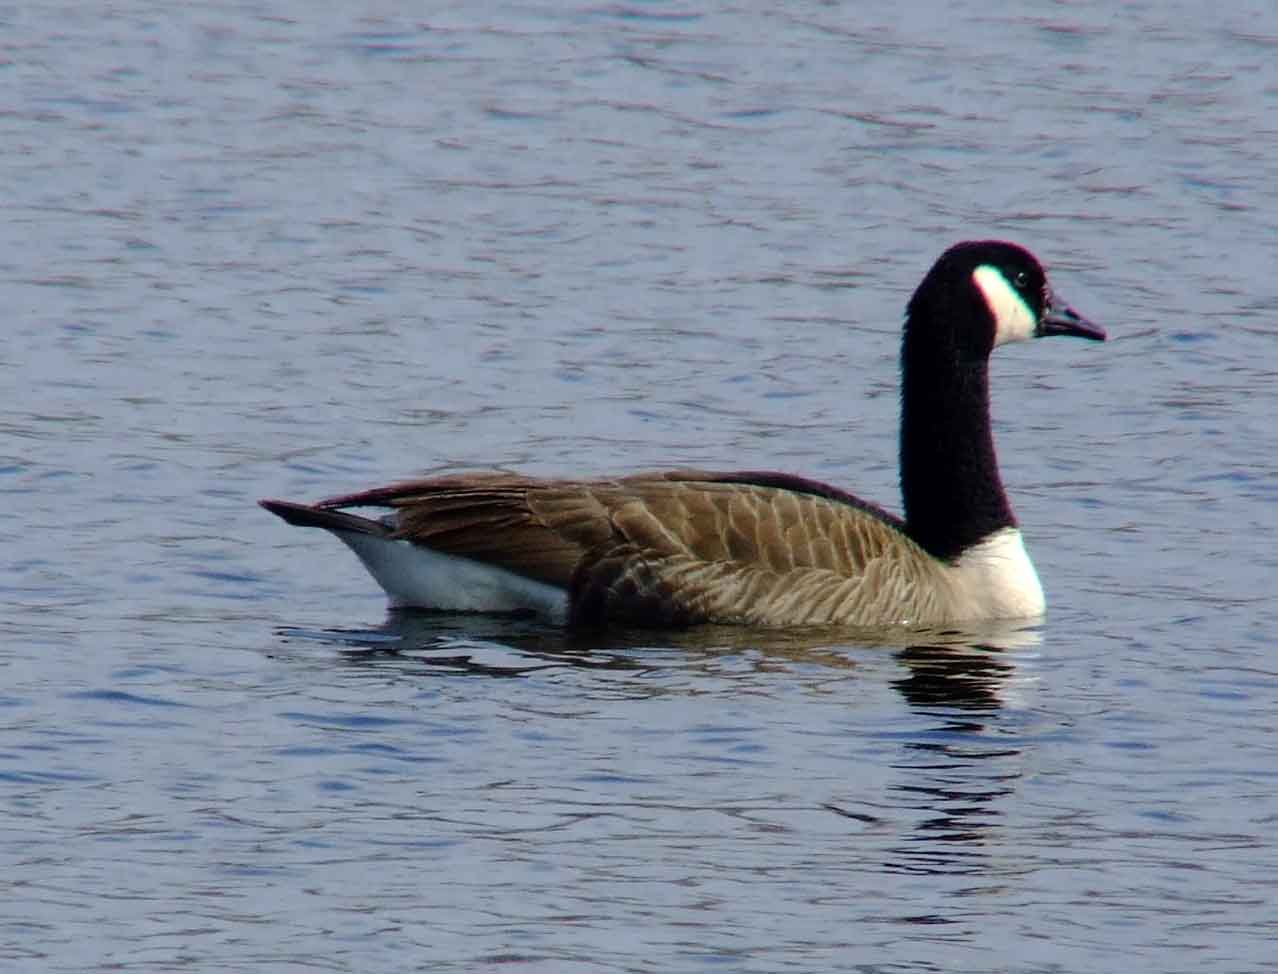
<box><xmin>316</xmin><ymin>471</ymin><xmax>934</xmax><ymax>626</ymax></box>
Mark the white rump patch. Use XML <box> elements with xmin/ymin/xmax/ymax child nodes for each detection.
<box><xmin>952</xmin><ymin>527</ymin><xmax>1045</xmax><ymax>619</ymax></box>
<box><xmin>330</xmin><ymin>529</ymin><xmax>569</xmax><ymax>623</ymax></box>
<box><xmin>973</xmin><ymin>265</ymin><xmax>1036</xmax><ymax>346</ymax></box>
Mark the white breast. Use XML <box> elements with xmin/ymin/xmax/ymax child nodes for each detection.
<box><xmin>950</xmin><ymin>527</ymin><xmax>1046</xmax><ymax>618</ymax></box>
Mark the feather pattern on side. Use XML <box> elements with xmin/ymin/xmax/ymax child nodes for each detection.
<box><xmin>313</xmin><ymin>471</ymin><xmax>962</xmax><ymax>627</ymax></box>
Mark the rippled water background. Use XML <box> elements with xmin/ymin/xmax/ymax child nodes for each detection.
<box><xmin>4</xmin><ymin>2</ymin><xmax>1277</xmax><ymax>971</ymax></box>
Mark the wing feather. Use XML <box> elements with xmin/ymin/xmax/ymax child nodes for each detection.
<box><xmin>310</xmin><ymin>470</ymin><xmax>943</xmax><ymax>626</ymax></box>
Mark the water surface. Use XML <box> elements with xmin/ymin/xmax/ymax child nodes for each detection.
<box><xmin>3</xmin><ymin>2</ymin><xmax>1277</xmax><ymax>972</ymax></box>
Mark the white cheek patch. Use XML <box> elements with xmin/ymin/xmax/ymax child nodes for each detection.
<box><xmin>973</xmin><ymin>265</ymin><xmax>1037</xmax><ymax>346</ymax></box>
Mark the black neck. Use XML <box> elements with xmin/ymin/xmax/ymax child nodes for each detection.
<box><xmin>899</xmin><ymin>318</ymin><xmax>1016</xmax><ymax>561</ymax></box>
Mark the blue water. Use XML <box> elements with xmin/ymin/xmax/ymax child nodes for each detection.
<box><xmin>3</xmin><ymin>2</ymin><xmax>1277</xmax><ymax>972</ymax></box>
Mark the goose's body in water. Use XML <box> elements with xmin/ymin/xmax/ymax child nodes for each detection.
<box><xmin>261</xmin><ymin>241</ymin><xmax>1106</xmax><ymax>628</ymax></box>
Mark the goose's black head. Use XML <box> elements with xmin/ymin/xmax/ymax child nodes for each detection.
<box><xmin>905</xmin><ymin>241</ymin><xmax>1105</xmax><ymax>364</ymax></box>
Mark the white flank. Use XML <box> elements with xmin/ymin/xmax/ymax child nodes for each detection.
<box><xmin>952</xmin><ymin>527</ymin><xmax>1046</xmax><ymax>618</ymax></box>
<box><xmin>330</xmin><ymin>529</ymin><xmax>569</xmax><ymax>623</ymax></box>
<box><xmin>972</xmin><ymin>265</ymin><xmax>1036</xmax><ymax>346</ymax></box>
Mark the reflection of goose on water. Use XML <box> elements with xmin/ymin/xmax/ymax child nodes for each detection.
<box><xmin>283</xmin><ymin>609</ymin><xmax>1041</xmax><ymax>714</ymax></box>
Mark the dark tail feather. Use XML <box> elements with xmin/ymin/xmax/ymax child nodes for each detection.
<box><xmin>259</xmin><ymin>499</ymin><xmax>393</xmax><ymax>537</ymax></box>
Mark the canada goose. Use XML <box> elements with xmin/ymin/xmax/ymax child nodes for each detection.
<box><xmin>261</xmin><ymin>240</ymin><xmax>1105</xmax><ymax>628</ymax></box>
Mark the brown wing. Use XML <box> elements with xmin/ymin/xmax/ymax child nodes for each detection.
<box><xmin>562</xmin><ymin>477</ymin><xmax>935</xmax><ymax>626</ymax></box>
<box><xmin>318</xmin><ymin>473</ymin><xmax>598</xmax><ymax>590</ymax></box>
<box><xmin>318</xmin><ymin>470</ymin><xmax>935</xmax><ymax>627</ymax></box>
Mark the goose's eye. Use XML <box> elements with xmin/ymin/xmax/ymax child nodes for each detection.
<box><xmin>1012</xmin><ymin>270</ymin><xmax>1030</xmax><ymax>289</ymax></box>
